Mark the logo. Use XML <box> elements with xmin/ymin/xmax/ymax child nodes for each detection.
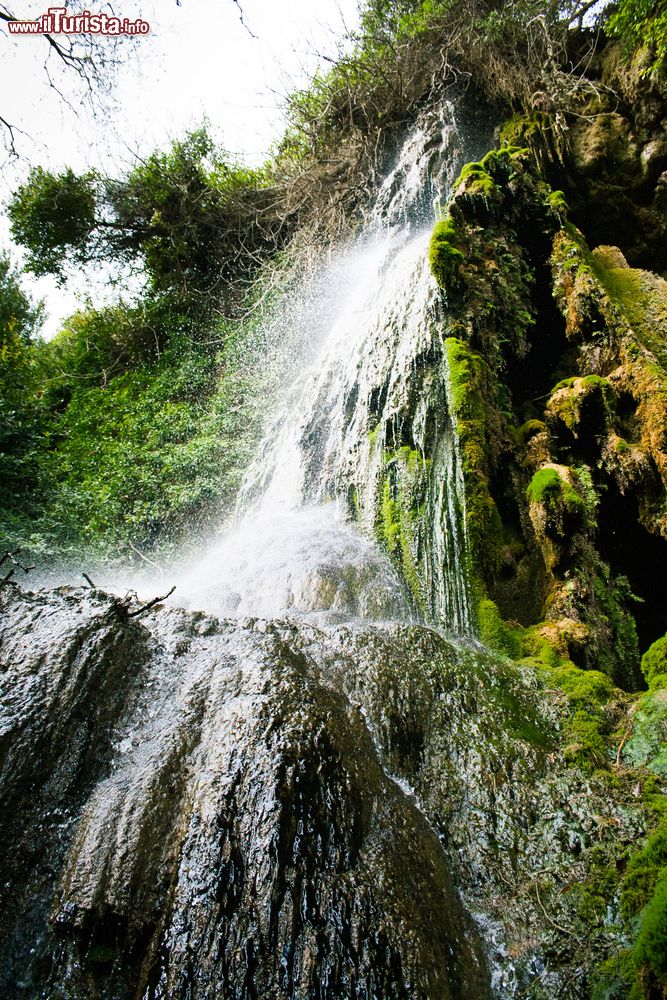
<box><xmin>7</xmin><ymin>7</ymin><xmax>150</xmax><ymax>35</ymax></box>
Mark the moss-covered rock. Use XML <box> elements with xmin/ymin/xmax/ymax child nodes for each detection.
<box><xmin>642</xmin><ymin>634</ymin><xmax>667</xmax><ymax>689</ymax></box>
<box><xmin>377</xmin><ymin>446</ymin><xmax>428</xmax><ymax>611</ymax></box>
<box><xmin>425</xmin><ymin>138</ymin><xmax>667</xmax><ymax>691</ymax></box>
<box><xmin>477</xmin><ymin>596</ymin><xmax>522</xmax><ymax>657</ymax></box>
<box><xmin>429</xmin><ymin>215</ymin><xmax>464</xmax><ymax>289</ymax></box>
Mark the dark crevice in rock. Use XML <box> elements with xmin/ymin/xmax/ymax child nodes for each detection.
<box><xmin>595</xmin><ymin>478</ymin><xmax>667</xmax><ymax>652</ymax></box>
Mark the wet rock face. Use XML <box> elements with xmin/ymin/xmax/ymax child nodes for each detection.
<box><xmin>0</xmin><ymin>587</ymin><xmax>491</xmax><ymax>1000</ymax></box>
<box><xmin>0</xmin><ymin>585</ymin><xmax>652</xmax><ymax>1000</ymax></box>
<box><xmin>0</xmin><ymin>588</ymin><xmax>150</xmax><ymax>994</ymax></box>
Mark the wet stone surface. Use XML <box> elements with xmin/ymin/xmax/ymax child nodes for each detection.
<box><xmin>0</xmin><ymin>586</ymin><xmax>491</xmax><ymax>1000</ymax></box>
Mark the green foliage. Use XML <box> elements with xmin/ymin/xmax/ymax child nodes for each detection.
<box><xmin>49</xmin><ymin>302</ymin><xmax>168</xmax><ymax>389</ymax></box>
<box><xmin>109</xmin><ymin>128</ymin><xmax>272</xmax><ymax>300</ymax></box>
<box><xmin>574</xmin><ymin>464</ymin><xmax>599</xmax><ymax>514</ymax></box>
<box><xmin>0</xmin><ymin>287</ymin><xmax>272</xmax><ymax>561</ymax></box>
<box><xmin>8</xmin><ymin>167</ymin><xmax>97</xmax><ymax>281</ymax></box>
<box><xmin>38</xmin><ymin>361</ymin><xmax>213</xmax><ymax>551</ymax></box>
<box><xmin>280</xmin><ymin>0</ymin><xmax>610</xmax><ymax>183</ymax></box>
<box><xmin>606</xmin><ymin>0</ymin><xmax>667</xmax><ymax>70</ymax></box>
<box><xmin>0</xmin><ymin>255</ymin><xmax>46</xmax><ymax>516</ymax></box>
<box><xmin>0</xmin><ymin>256</ymin><xmax>43</xmax><ymax>344</ymax></box>
<box><xmin>9</xmin><ymin>129</ymin><xmax>275</xmax><ymax>318</ymax></box>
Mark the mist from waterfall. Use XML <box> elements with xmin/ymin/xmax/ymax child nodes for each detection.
<box><xmin>174</xmin><ymin>98</ymin><xmax>480</xmax><ymax>634</ymax></box>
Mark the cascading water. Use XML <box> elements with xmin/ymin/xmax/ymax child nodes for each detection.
<box><xmin>175</xmin><ymin>97</ymin><xmax>478</xmax><ymax>635</ymax></box>
<box><xmin>1</xmin><ymin>99</ymin><xmax>543</xmax><ymax>1000</ymax></box>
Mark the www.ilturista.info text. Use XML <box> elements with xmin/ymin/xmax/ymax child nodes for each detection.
<box><xmin>7</xmin><ymin>7</ymin><xmax>150</xmax><ymax>35</ymax></box>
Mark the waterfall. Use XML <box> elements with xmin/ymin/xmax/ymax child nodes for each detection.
<box><xmin>1</xmin><ymin>95</ymin><xmax>623</xmax><ymax>1000</ymax></box>
<box><xmin>176</xmin><ymin>97</ymin><xmax>480</xmax><ymax>636</ymax></box>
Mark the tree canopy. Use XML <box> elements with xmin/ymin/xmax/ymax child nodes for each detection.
<box><xmin>8</xmin><ymin>129</ymin><xmax>280</xmax><ymax>318</ymax></box>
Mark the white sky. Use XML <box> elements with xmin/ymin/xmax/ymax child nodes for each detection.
<box><xmin>0</xmin><ymin>0</ymin><xmax>360</xmax><ymax>334</ymax></box>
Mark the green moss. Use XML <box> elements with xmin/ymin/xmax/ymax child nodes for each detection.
<box><xmin>551</xmin><ymin>375</ymin><xmax>588</xmax><ymax>396</ymax></box>
<box><xmin>452</xmin><ymin>148</ymin><xmax>529</xmax><ymax>205</ymax></box>
<box><xmin>488</xmin><ymin>667</ymin><xmax>554</xmax><ymax>749</ymax></box>
<box><xmin>514</xmin><ymin>419</ymin><xmax>546</xmax><ymax>445</ymax></box>
<box><xmin>477</xmin><ymin>597</ymin><xmax>522</xmax><ymax>658</ymax></box>
<box><xmin>349</xmin><ymin>485</ymin><xmax>360</xmax><ymax>521</ymax></box>
<box><xmin>397</xmin><ymin>444</ymin><xmax>426</xmax><ymax>476</ymax></box>
<box><xmin>480</xmin><ymin>146</ymin><xmax>528</xmax><ymax>178</ymax></box>
<box><xmin>527</xmin><ymin>466</ymin><xmax>561</xmax><ymax>504</ymax></box>
<box><xmin>444</xmin><ymin>338</ymin><xmax>483</xmax><ymax>418</ymax></box>
<box><xmin>429</xmin><ymin>216</ymin><xmax>464</xmax><ymax>289</ymax></box>
<box><xmin>455</xmin><ymin>161</ymin><xmax>497</xmax><ymax>199</ymax></box>
<box><xmin>592</xmin><ymin>947</ymin><xmax>638</xmax><ymax>1000</ymax></box>
<box><xmin>548</xmin><ymin>189</ymin><xmax>568</xmax><ymax>214</ymax></box>
<box><xmin>642</xmin><ymin>634</ymin><xmax>667</xmax><ymax>688</ymax></box>
<box><xmin>580</xmin><ymin>375</ymin><xmax>612</xmax><ymax>390</ymax></box>
<box><xmin>521</xmin><ymin>627</ymin><xmax>566</xmax><ymax>668</ymax></box>
<box><xmin>550</xmin><ymin>663</ymin><xmax>616</xmax><ymax>709</ymax></box>
<box><xmin>499</xmin><ymin>111</ymin><xmax>554</xmax><ymax>149</ymax></box>
<box><xmin>637</xmin><ymin>774</ymin><xmax>667</xmax><ymax>829</ymax></box>
<box><xmin>526</xmin><ymin>466</ymin><xmax>586</xmax><ymax>517</ymax></box>
<box><xmin>572</xmin><ymin>847</ymin><xmax>622</xmax><ymax>927</ymax></box>
<box><xmin>444</xmin><ymin>337</ymin><xmax>504</xmax><ymax>578</ymax></box>
<box><xmin>381</xmin><ymin>478</ymin><xmax>401</xmax><ymax>555</ymax></box>
<box><xmin>591</xmin><ymin>253</ymin><xmax>667</xmax><ymax>366</ymax></box>
<box><xmin>563</xmin><ymin>709</ymin><xmax>610</xmax><ymax>768</ymax></box>
<box><xmin>621</xmin><ymin>825</ymin><xmax>667</xmax><ymax>921</ymax></box>
<box><xmin>622</xmin><ymin>687</ymin><xmax>667</xmax><ymax>776</ymax></box>
<box><xmin>540</xmin><ymin>663</ymin><xmax>617</xmax><ymax>770</ymax></box>
<box><xmin>377</xmin><ymin>451</ymin><xmax>426</xmax><ymax>609</ymax></box>
<box><xmin>634</xmin><ymin>871</ymin><xmax>667</xmax><ymax>988</ymax></box>
<box><xmin>549</xmin><ymin>390</ymin><xmax>579</xmax><ymax>431</ymax></box>
<box><xmin>548</xmin><ymin>376</ymin><xmax>613</xmax><ymax>433</ymax></box>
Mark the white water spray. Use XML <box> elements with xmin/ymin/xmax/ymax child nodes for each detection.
<box><xmin>175</xmin><ymin>99</ymin><xmax>477</xmax><ymax>632</ymax></box>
